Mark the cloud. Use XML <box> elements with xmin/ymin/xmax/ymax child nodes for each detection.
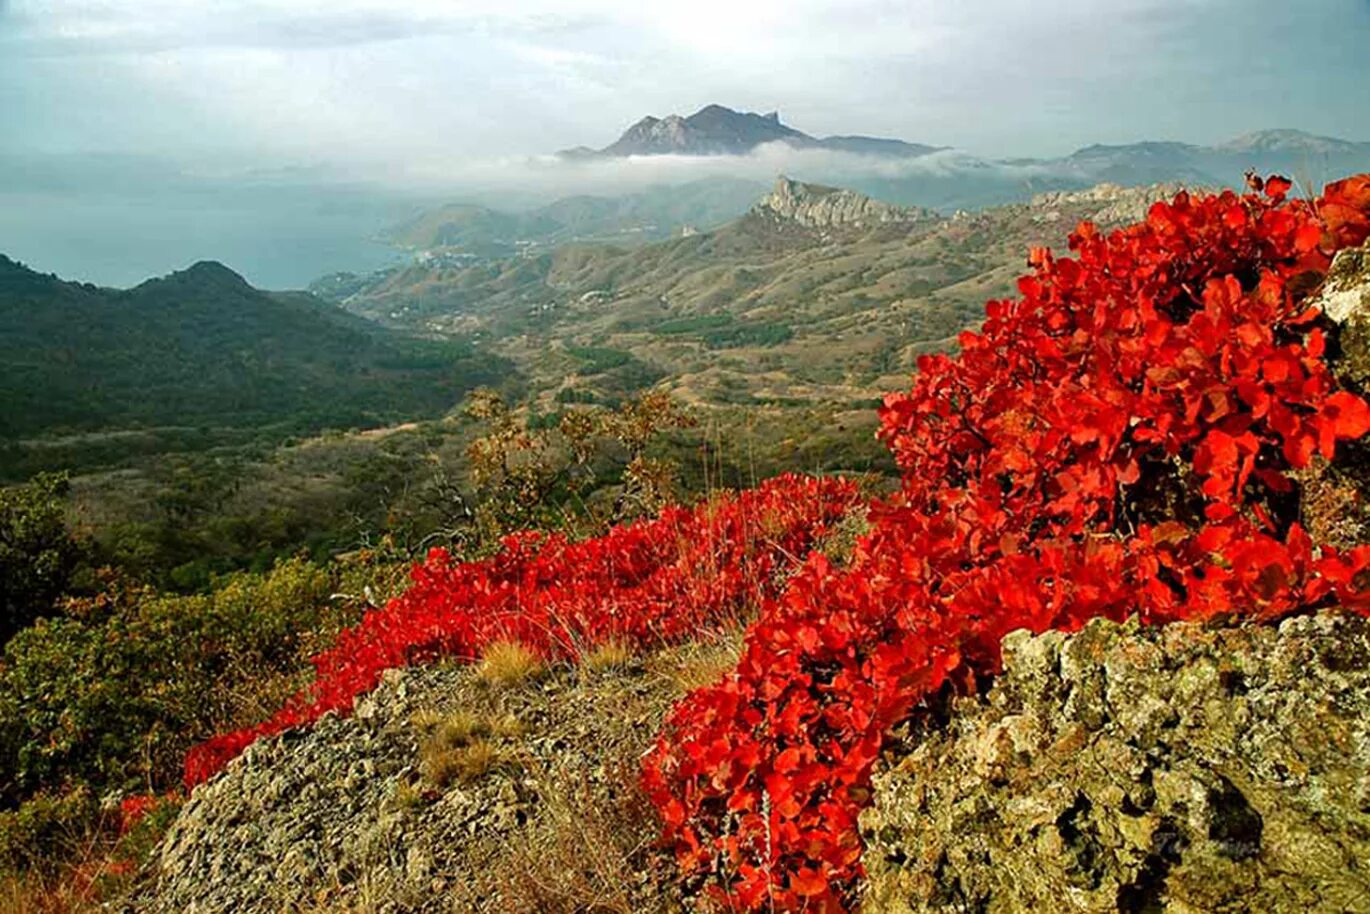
<box><xmin>0</xmin><ymin>0</ymin><xmax>1367</xmax><ymax>176</ymax></box>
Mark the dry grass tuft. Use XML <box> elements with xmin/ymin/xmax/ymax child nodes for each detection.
<box><xmin>421</xmin><ymin>740</ymin><xmax>509</xmax><ymax>789</ymax></box>
<box><xmin>0</xmin><ymin>874</ymin><xmax>95</xmax><ymax>914</ymax></box>
<box><xmin>385</xmin><ymin>781</ymin><xmax>425</xmax><ymax>814</ymax></box>
<box><xmin>412</xmin><ymin>708</ymin><xmax>527</xmax><ymax>790</ymax></box>
<box><xmin>580</xmin><ymin>640</ymin><xmax>635</xmax><ymax>675</ymax></box>
<box><xmin>647</xmin><ymin>632</ymin><xmax>744</xmax><ymax>693</ymax></box>
<box><xmin>477</xmin><ymin>641</ymin><xmax>547</xmax><ymax>688</ymax></box>
<box><xmin>413</xmin><ymin>708</ymin><xmax>489</xmax><ymax>749</ymax></box>
<box><xmin>492</xmin><ymin>757</ymin><xmax>680</xmax><ymax>914</ymax></box>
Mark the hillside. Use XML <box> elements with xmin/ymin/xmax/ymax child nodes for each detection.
<box><xmin>366</xmin><ymin>126</ymin><xmax>1370</xmax><ymax>264</ymax></box>
<box><xmin>313</xmin><ymin>178</ymin><xmax>1190</xmax><ymax>407</ymax></box>
<box><xmin>0</xmin><ymin>257</ymin><xmax>514</xmax><ymax>474</ymax></box>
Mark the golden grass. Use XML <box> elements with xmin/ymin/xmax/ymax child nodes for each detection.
<box><xmin>421</xmin><ymin>740</ymin><xmax>508</xmax><ymax>789</ymax></box>
<box><xmin>413</xmin><ymin>708</ymin><xmax>488</xmax><ymax>749</ymax></box>
<box><xmin>646</xmin><ymin>632</ymin><xmax>744</xmax><ymax>693</ymax></box>
<box><xmin>0</xmin><ymin>866</ymin><xmax>117</xmax><ymax>914</ymax></box>
<box><xmin>491</xmin><ymin>747</ymin><xmax>685</xmax><ymax>914</ymax></box>
<box><xmin>477</xmin><ymin>641</ymin><xmax>547</xmax><ymax>688</ymax></box>
<box><xmin>413</xmin><ymin>708</ymin><xmax>525</xmax><ymax>790</ymax></box>
<box><xmin>580</xmin><ymin>640</ymin><xmax>635</xmax><ymax>675</ymax></box>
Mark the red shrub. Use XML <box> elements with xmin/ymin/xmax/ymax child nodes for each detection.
<box><xmin>642</xmin><ymin>176</ymin><xmax>1370</xmax><ymax>912</ymax></box>
<box><xmin>183</xmin><ymin>474</ymin><xmax>858</xmax><ymax>786</ymax></box>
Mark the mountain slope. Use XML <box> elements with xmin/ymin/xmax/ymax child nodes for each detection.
<box><xmin>315</xmin><ymin>179</ymin><xmax>1187</xmax><ymax>407</ymax></box>
<box><xmin>0</xmin><ymin>256</ymin><xmax>514</xmax><ymax>443</ymax></box>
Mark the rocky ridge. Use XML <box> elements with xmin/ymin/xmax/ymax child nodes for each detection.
<box><xmin>753</xmin><ymin>176</ymin><xmax>936</xmax><ymax>230</ymax></box>
<box><xmin>563</xmin><ymin>105</ymin><xmax>943</xmax><ymax>159</ymax></box>
<box><xmin>1028</xmin><ymin>182</ymin><xmax>1193</xmax><ymax>227</ymax></box>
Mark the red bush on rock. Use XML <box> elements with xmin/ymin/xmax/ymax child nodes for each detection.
<box><xmin>642</xmin><ymin>176</ymin><xmax>1370</xmax><ymax>912</ymax></box>
<box><xmin>183</xmin><ymin>474</ymin><xmax>858</xmax><ymax>787</ymax></box>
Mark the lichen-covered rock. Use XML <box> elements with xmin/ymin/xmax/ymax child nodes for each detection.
<box><xmin>1298</xmin><ymin>242</ymin><xmax>1370</xmax><ymax>548</ymax></box>
<box><xmin>1321</xmin><ymin>241</ymin><xmax>1370</xmax><ymax>388</ymax></box>
<box><xmin>128</xmin><ymin>652</ymin><xmax>699</xmax><ymax>914</ymax></box>
<box><xmin>860</xmin><ymin>612</ymin><xmax>1370</xmax><ymax>914</ymax></box>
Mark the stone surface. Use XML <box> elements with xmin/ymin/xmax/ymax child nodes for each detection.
<box><xmin>128</xmin><ymin>654</ymin><xmax>695</xmax><ymax>914</ymax></box>
<box><xmin>860</xmin><ymin>612</ymin><xmax>1370</xmax><ymax>914</ymax></box>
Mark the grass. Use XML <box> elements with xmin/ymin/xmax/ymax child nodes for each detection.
<box><xmin>413</xmin><ymin>708</ymin><xmax>527</xmax><ymax>790</ymax></box>
<box><xmin>421</xmin><ymin>740</ymin><xmax>510</xmax><ymax>789</ymax></box>
<box><xmin>492</xmin><ymin>760</ymin><xmax>676</xmax><ymax>914</ymax></box>
<box><xmin>581</xmin><ymin>640</ymin><xmax>635</xmax><ymax>675</ymax></box>
<box><xmin>477</xmin><ymin>640</ymin><xmax>548</xmax><ymax>688</ymax></box>
<box><xmin>0</xmin><ymin>873</ymin><xmax>98</xmax><ymax>914</ymax></box>
<box><xmin>646</xmin><ymin>631</ymin><xmax>744</xmax><ymax>693</ymax></box>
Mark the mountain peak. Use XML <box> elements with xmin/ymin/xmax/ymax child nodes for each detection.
<box><xmin>135</xmin><ymin>260</ymin><xmax>256</xmax><ymax>295</ymax></box>
<box><xmin>1218</xmin><ymin>128</ymin><xmax>1364</xmax><ymax>154</ymax></box>
<box><xmin>566</xmin><ymin>105</ymin><xmax>942</xmax><ymax>161</ymax></box>
<box><xmin>178</xmin><ymin>260</ymin><xmax>252</xmax><ymax>286</ymax></box>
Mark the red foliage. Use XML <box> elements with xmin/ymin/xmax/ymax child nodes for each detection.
<box><xmin>641</xmin><ymin>176</ymin><xmax>1370</xmax><ymax>911</ymax></box>
<box><xmin>183</xmin><ymin>474</ymin><xmax>858</xmax><ymax>787</ymax></box>
<box><xmin>116</xmin><ymin>794</ymin><xmax>161</xmax><ymax>836</ymax></box>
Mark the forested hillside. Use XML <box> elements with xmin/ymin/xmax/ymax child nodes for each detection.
<box><xmin>0</xmin><ymin>257</ymin><xmax>514</xmax><ymax>478</ymax></box>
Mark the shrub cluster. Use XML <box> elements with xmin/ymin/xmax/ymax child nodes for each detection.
<box><xmin>0</xmin><ymin>558</ymin><xmax>362</xmax><ymax>808</ymax></box>
<box><xmin>184</xmin><ymin>474</ymin><xmax>858</xmax><ymax>785</ymax></box>
<box><xmin>640</xmin><ymin>175</ymin><xmax>1370</xmax><ymax>911</ymax></box>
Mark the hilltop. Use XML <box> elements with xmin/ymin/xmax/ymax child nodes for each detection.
<box><xmin>379</xmin><ymin>177</ymin><xmax>768</xmax><ymax>256</ymax></box>
<box><xmin>0</xmin><ymin>256</ymin><xmax>513</xmax><ymax>475</ymax></box>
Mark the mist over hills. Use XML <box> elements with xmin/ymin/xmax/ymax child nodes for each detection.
<box><xmin>385</xmin><ymin>111</ymin><xmax>1370</xmax><ymax>261</ymax></box>
<box><xmin>3</xmin><ymin>103</ymin><xmax>1367</xmax><ymax>289</ymax></box>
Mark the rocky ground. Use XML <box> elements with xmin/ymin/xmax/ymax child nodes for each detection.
<box><xmin>860</xmin><ymin>611</ymin><xmax>1370</xmax><ymax>914</ymax></box>
<box><xmin>126</xmin><ymin>637</ymin><xmax>746</xmax><ymax>914</ymax></box>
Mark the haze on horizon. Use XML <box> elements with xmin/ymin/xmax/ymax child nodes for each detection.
<box><xmin>2</xmin><ymin>0</ymin><xmax>1368</xmax><ymax>287</ymax></box>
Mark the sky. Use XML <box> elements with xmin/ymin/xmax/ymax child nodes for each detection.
<box><xmin>3</xmin><ymin>0</ymin><xmax>1369</xmax><ymax>171</ymax></box>
<box><xmin>1</xmin><ymin>0</ymin><xmax>1369</xmax><ymax>286</ymax></box>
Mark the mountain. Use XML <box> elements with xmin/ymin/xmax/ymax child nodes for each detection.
<box><xmin>1059</xmin><ymin>129</ymin><xmax>1370</xmax><ymax>189</ymax></box>
<box><xmin>385</xmin><ymin>128</ymin><xmax>1370</xmax><ymax>264</ymax></box>
<box><xmin>554</xmin><ymin>116</ymin><xmax>1370</xmax><ymax>213</ymax></box>
<box><xmin>561</xmin><ymin>104</ymin><xmax>944</xmax><ymax>159</ymax></box>
<box><xmin>0</xmin><ymin>256</ymin><xmax>513</xmax><ymax>455</ymax></box>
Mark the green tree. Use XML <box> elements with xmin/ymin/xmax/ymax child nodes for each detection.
<box><xmin>0</xmin><ymin>474</ymin><xmax>81</xmax><ymax>645</ymax></box>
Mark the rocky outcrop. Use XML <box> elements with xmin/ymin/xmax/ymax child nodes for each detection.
<box><xmin>1319</xmin><ymin>241</ymin><xmax>1370</xmax><ymax>385</ymax></box>
<box><xmin>564</xmin><ymin>104</ymin><xmax>943</xmax><ymax>159</ymax></box>
<box><xmin>753</xmin><ymin>176</ymin><xmax>934</xmax><ymax>230</ymax></box>
<box><xmin>1029</xmin><ymin>182</ymin><xmax>1193</xmax><ymax>227</ymax></box>
<box><xmin>860</xmin><ymin>612</ymin><xmax>1370</xmax><ymax>914</ymax></box>
<box><xmin>131</xmin><ymin>651</ymin><xmax>700</xmax><ymax>914</ymax></box>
